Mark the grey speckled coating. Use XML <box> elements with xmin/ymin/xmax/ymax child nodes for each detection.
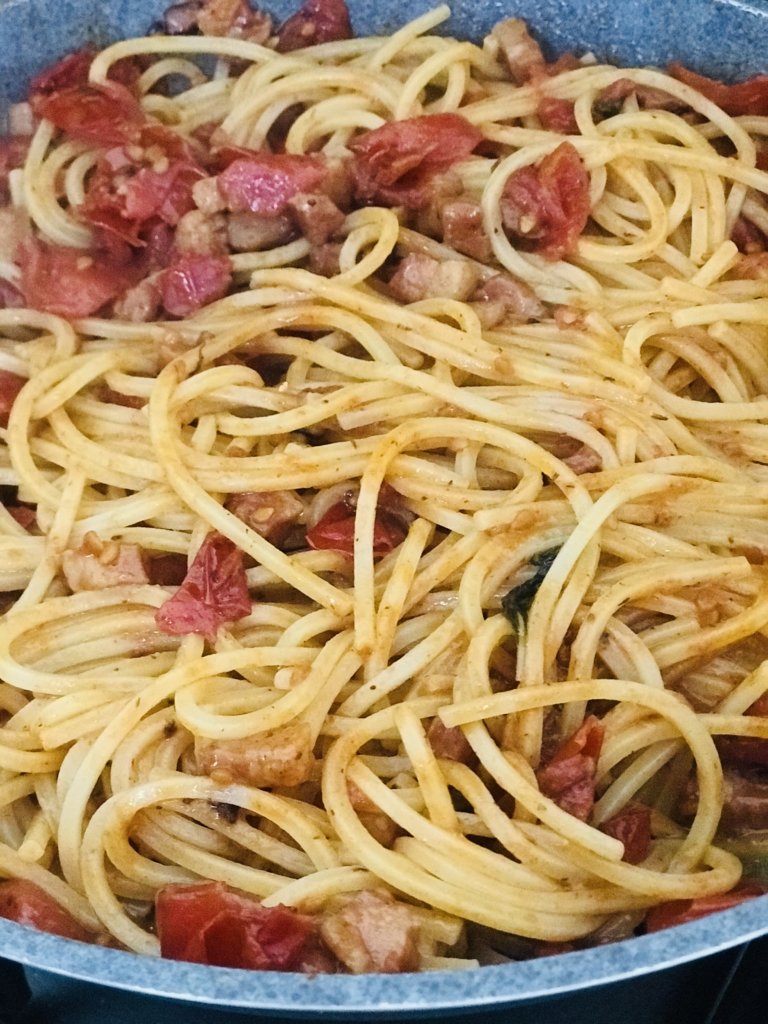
<box><xmin>1</xmin><ymin>0</ymin><xmax>768</xmax><ymax>1015</ymax></box>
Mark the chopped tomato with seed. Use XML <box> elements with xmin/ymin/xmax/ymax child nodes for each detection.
<box><xmin>276</xmin><ymin>0</ymin><xmax>352</xmax><ymax>52</ymax></box>
<box><xmin>32</xmin><ymin>80</ymin><xmax>144</xmax><ymax>148</ymax></box>
<box><xmin>500</xmin><ymin>141</ymin><xmax>590</xmax><ymax>260</ymax></box>
<box><xmin>307</xmin><ymin>483</ymin><xmax>409</xmax><ymax>560</ymax></box>
<box><xmin>306</xmin><ymin>502</ymin><xmax>407</xmax><ymax>559</ymax></box>
<box><xmin>81</xmin><ymin>125</ymin><xmax>205</xmax><ymax>246</ymax></box>
<box><xmin>29</xmin><ymin>49</ymin><xmax>93</xmax><ymax>98</ymax></box>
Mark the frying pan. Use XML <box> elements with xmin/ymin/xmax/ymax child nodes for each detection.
<box><xmin>1</xmin><ymin>0</ymin><xmax>768</xmax><ymax>1015</ymax></box>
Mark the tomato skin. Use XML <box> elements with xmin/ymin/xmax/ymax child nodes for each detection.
<box><xmin>155</xmin><ymin>532</ymin><xmax>251</xmax><ymax>640</ymax></box>
<box><xmin>29</xmin><ymin>48</ymin><xmax>145</xmax><ymax>148</ymax></box>
<box><xmin>601</xmin><ymin>803</ymin><xmax>651</xmax><ymax>864</ymax></box>
<box><xmin>0</xmin><ymin>879</ymin><xmax>92</xmax><ymax>943</ymax></box>
<box><xmin>670</xmin><ymin>64</ymin><xmax>768</xmax><ymax>116</ymax></box>
<box><xmin>500</xmin><ymin>141</ymin><xmax>590</xmax><ymax>261</ymax></box>
<box><xmin>645</xmin><ymin>885</ymin><xmax>765</xmax><ymax>933</ymax></box>
<box><xmin>156</xmin><ymin>881</ymin><xmax>333</xmax><ymax>972</ymax></box>
<box><xmin>536</xmin><ymin>715</ymin><xmax>604</xmax><ymax>821</ymax></box>
<box><xmin>350</xmin><ymin>113</ymin><xmax>483</xmax><ymax>209</ymax></box>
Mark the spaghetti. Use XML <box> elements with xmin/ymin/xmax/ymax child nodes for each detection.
<box><xmin>0</xmin><ymin>0</ymin><xmax>767</xmax><ymax>972</ymax></box>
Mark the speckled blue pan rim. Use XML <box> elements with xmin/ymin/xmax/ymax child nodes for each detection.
<box><xmin>0</xmin><ymin>896</ymin><xmax>766</xmax><ymax>1016</ymax></box>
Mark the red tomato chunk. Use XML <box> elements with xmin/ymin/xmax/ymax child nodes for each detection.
<box><xmin>159</xmin><ymin>253</ymin><xmax>232</xmax><ymax>316</ymax></box>
<box><xmin>645</xmin><ymin>885</ymin><xmax>765</xmax><ymax>933</ymax></box>
<box><xmin>155</xmin><ymin>532</ymin><xmax>251</xmax><ymax>640</ymax></box>
<box><xmin>156</xmin><ymin>881</ymin><xmax>335</xmax><ymax>972</ymax></box>
<box><xmin>306</xmin><ymin>484</ymin><xmax>409</xmax><ymax>560</ymax></box>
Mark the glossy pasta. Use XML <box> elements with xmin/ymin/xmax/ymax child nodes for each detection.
<box><xmin>1</xmin><ymin>0</ymin><xmax>768</xmax><ymax>971</ymax></box>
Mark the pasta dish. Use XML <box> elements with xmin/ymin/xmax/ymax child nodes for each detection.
<box><xmin>0</xmin><ymin>0</ymin><xmax>767</xmax><ymax>973</ymax></box>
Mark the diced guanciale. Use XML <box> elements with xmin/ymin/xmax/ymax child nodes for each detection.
<box><xmin>388</xmin><ymin>252</ymin><xmax>481</xmax><ymax>304</ymax></box>
<box><xmin>226</xmin><ymin>211</ymin><xmax>295</xmax><ymax>252</ymax></box>
<box><xmin>319</xmin><ymin>891</ymin><xmax>421</xmax><ymax>973</ymax></box>
<box><xmin>216</xmin><ymin>153</ymin><xmax>328</xmax><ymax>215</ymax></box>
<box><xmin>427</xmin><ymin>716</ymin><xmax>474</xmax><ymax>764</ymax></box>
<box><xmin>500</xmin><ymin>141</ymin><xmax>591</xmax><ymax>261</ymax></box>
<box><xmin>471</xmin><ymin>272</ymin><xmax>544</xmax><ymax>327</ymax></box>
<box><xmin>440</xmin><ymin>199</ymin><xmax>493</xmax><ymax>262</ymax></box>
<box><xmin>717</xmin><ymin>693</ymin><xmax>768</xmax><ymax>767</ymax></box>
<box><xmin>62</xmin><ymin>534</ymin><xmax>149</xmax><ymax>591</ymax></box>
<box><xmin>594</xmin><ymin>78</ymin><xmax>686</xmax><ymax>119</ymax></box>
<box><xmin>226</xmin><ymin>489</ymin><xmax>305</xmax><ymax>545</ymax></box>
<box><xmin>288</xmin><ymin>192</ymin><xmax>345</xmax><ymax>245</ymax></box>
<box><xmin>195</xmin><ymin>721</ymin><xmax>315</xmax><ymax>788</ymax></box>
<box><xmin>173</xmin><ymin>209</ymin><xmax>228</xmax><ymax>256</ymax></box>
